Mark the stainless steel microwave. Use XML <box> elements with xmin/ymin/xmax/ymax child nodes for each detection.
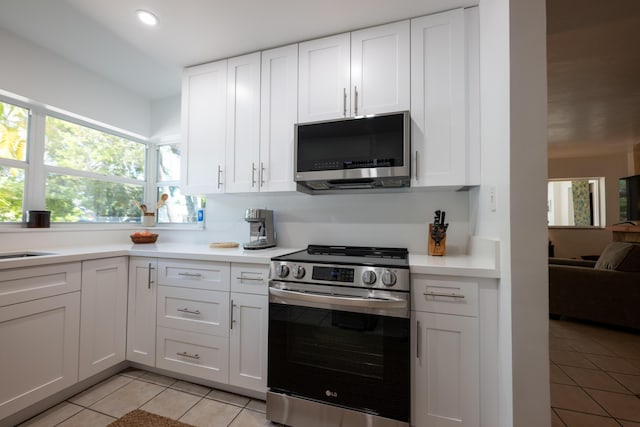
<box><xmin>294</xmin><ymin>111</ymin><xmax>411</xmax><ymax>193</ymax></box>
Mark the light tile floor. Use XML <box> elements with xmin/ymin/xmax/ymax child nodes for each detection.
<box><xmin>550</xmin><ymin>319</ymin><xmax>640</xmax><ymax>426</ymax></box>
<box><xmin>18</xmin><ymin>368</ymin><xmax>277</xmax><ymax>427</ymax></box>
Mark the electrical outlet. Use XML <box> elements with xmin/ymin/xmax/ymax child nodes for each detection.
<box><xmin>490</xmin><ymin>186</ymin><xmax>497</xmax><ymax>212</ymax></box>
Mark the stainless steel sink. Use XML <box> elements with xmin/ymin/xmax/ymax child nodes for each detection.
<box><xmin>0</xmin><ymin>252</ymin><xmax>56</xmax><ymax>260</ymax></box>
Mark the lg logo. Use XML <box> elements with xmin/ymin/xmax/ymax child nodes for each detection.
<box><xmin>325</xmin><ymin>390</ymin><xmax>338</xmax><ymax>398</ymax></box>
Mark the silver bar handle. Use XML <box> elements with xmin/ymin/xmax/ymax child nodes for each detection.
<box><xmin>177</xmin><ymin>308</ymin><xmax>201</xmax><ymax>315</ymax></box>
<box><xmin>235</xmin><ymin>276</ymin><xmax>264</xmax><ymax>282</ymax></box>
<box><xmin>176</xmin><ymin>351</ymin><xmax>200</xmax><ymax>360</ymax></box>
<box><xmin>424</xmin><ymin>291</ymin><xmax>466</xmax><ymax>299</ymax></box>
<box><xmin>217</xmin><ymin>165</ymin><xmax>223</xmax><ymax>190</ymax></box>
<box><xmin>178</xmin><ymin>272</ymin><xmax>202</xmax><ymax>277</ymax></box>
<box><xmin>230</xmin><ymin>299</ymin><xmax>235</xmax><ymax>329</ymax></box>
<box><xmin>415</xmin><ymin>151</ymin><xmax>419</xmax><ymax>180</ymax></box>
<box><xmin>251</xmin><ymin>162</ymin><xmax>256</xmax><ymax>187</ymax></box>
<box><xmin>416</xmin><ymin>320</ymin><xmax>421</xmax><ymax>359</ymax></box>
<box><xmin>260</xmin><ymin>162</ymin><xmax>265</xmax><ymax>186</ymax></box>
<box><xmin>343</xmin><ymin>88</ymin><xmax>347</xmax><ymax>117</ymax></box>
<box><xmin>147</xmin><ymin>262</ymin><xmax>155</xmax><ymax>289</ymax></box>
<box><xmin>269</xmin><ymin>287</ymin><xmax>407</xmax><ymax>309</ymax></box>
<box><xmin>354</xmin><ymin>86</ymin><xmax>358</xmax><ymax>116</ymax></box>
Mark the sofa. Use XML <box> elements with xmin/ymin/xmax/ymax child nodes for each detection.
<box><xmin>549</xmin><ymin>242</ymin><xmax>640</xmax><ymax>330</ymax></box>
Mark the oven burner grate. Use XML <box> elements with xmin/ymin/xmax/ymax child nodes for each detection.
<box><xmin>306</xmin><ymin>245</ymin><xmax>408</xmax><ymax>259</ymax></box>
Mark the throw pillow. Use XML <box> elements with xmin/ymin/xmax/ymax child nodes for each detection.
<box><xmin>595</xmin><ymin>242</ymin><xmax>640</xmax><ymax>272</ymax></box>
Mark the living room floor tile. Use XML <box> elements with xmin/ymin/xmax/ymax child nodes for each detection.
<box><xmin>585</xmin><ymin>354</ymin><xmax>640</xmax><ymax>375</ymax></box>
<box><xmin>555</xmin><ymin>408</ymin><xmax>621</xmax><ymax>427</ymax></box>
<box><xmin>619</xmin><ymin>420</ymin><xmax>640</xmax><ymax>426</ymax></box>
<box><xmin>551</xmin><ymin>409</ymin><xmax>565</xmax><ymax>427</ymax></box>
<box><xmin>585</xmin><ymin>388</ymin><xmax>640</xmax><ymax>422</ymax></box>
<box><xmin>566</xmin><ymin>339</ymin><xmax>616</xmax><ymax>356</ymax></box>
<box><xmin>610</xmin><ymin>373</ymin><xmax>640</xmax><ymax>394</ymax></box>
<box><xmin>550</xmin><ymin>349</ymin><xmax>598</xmax><ymax>369</ymax></box>
<box><xmin>550</xmin><ymin>337</ymin><xmax>575</xmax><ymax>352</ymax></box>
<box><xmin>560</xmin><ymin>365</ymin><xmax>629</xmax><ymax>393</ymax></box>
<box><xmin>550</xmin><ymin>383</ymin><xmax>607</xmax><ymax>415</ymax></box>
<box><xmin>551</xmin><ymin>364</ymin><xmax>576</xmax><ymax>386</ymax></box>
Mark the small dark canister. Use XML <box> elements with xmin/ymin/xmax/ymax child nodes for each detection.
<box><xmin>26</xmin><ymin>210</ymin><xmax>51</xmax><ymax>228</ymax></box>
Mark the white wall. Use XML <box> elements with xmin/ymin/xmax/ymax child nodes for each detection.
<box><xmin>151</xmin><ymin>95</ymin><xmax>181</xmax><ymax>140</ymax></box>
<box><xmin>0</xmin><ymin>28</ymin><xmax>150</xmax><ymax>136</ymax></box>
<box><xmin>548</xmin><ymin>153</ymin><xmax>627</xmax><ymax>258</ymax></box>
<box><xmin>476</xmin><ymin>0</ymin><xmax>550</xmax><ymax>427</ymax></box>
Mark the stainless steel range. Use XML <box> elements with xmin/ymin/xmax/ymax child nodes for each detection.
<box><xmin>267</xmin><ymin>245</ymin><xmax>410</xmax><ymax>427</ymax></box>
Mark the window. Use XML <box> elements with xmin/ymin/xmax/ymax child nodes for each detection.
<box><xmin>155</xmin><ymin>143</ymin><xmax>205</xmax><ymax>224</ymax></box>
<box><xmin>547</xmin><ymin>178</ymin><xmax>605</xmax><ymax>227</ymax></box>
<box><xmin>0</xmin><ymin>92</ymin><xmax>202</xmax><ymax>227</ymax></box>
<box><xmin>44</xmin><ymin>116</ymin><xmax>146</xmax><ymax>223</ymax></box>
<box><xmin>0</xmin><ymin>100</ymin><xmax>29</xmax><ymax>222</ymax></box>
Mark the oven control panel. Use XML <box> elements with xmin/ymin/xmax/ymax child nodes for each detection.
<box><xmin>270</xmin><ymin>261</ymin><xmax>410</xmax><ymax>292</ymax></box>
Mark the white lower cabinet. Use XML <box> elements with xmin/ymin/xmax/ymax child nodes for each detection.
<box><xmin>127</xmin><ymin>257</ymin><xmax>157</xmax><ymax>366</ymax></box>
<box><xmin>79</xmin><ymin>257</ymin><xmax>128</xmax><ymax>381</ymax></box>
<box><xmin>412</xmin><ymin>276</ymin><xmax>480</xmax><ymax>427</ymax></box>
<box><xmin>229</xmin><ymin>292</ymin><xmax>268</xmax><ymax>391</ymax></box>
<box><xmin>0</xmin><ymin>292</ymin><xmax>81</xmax><ymax>420</ymax></box>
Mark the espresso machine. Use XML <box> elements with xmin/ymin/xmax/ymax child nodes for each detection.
<box><xmin>243</xmin><ymin>209</ymin><xmax>276</xmax><ymax>249</ymax></box>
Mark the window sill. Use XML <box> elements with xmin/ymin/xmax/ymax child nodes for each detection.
<box><xmin>0</xmin><ymin>223</ymin><xmax>205</xmax><ymax>232</ymax></box>
<box><xmin>547</xmin><ymin>226</ymin><xmax>606</xmax><ymax>230</ymax></box>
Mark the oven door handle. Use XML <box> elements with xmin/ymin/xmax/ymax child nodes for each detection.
<box><xmin>269</xmin><ymin>287</ymin><xmax>408</xmax><ymax>309</ymax></box>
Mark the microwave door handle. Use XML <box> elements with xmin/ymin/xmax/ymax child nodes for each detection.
<box><xmin>269</xmin><ymin>287</ymin><xmax>407</xmax><ymax>309</ymax></box>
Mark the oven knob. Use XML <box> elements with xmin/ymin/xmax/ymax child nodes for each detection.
<box><xmin>292</xmin><ymin>265</ymin><xmax>306</xmax><ymax>279</ymax></box>
<box><xmin>361</xmin><ymin>270</ymin><xmax>377</xmax><ymax>285</ymax></box>
<box><xmin>381</xmin><ymin>270</ymin><xmax>397</xmax><ymax>287</ymax></box>
<box><xmin>276</xmin><ymin>264</ymin><xmax>290</xmax><ymax>278</ymax></box>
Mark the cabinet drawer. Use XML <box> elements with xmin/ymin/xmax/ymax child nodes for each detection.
<box><xmin>412</xmin><ymin>276</ymin><xmax>479</xmax><ymax>317</ymax></box>
<box><xmin>157</xmin><ymin>286</ymin><xmax>229</xmax><ymax>337</ymax></box>
<box><xmin>0</xmin><ymin>262</ymin><xmax>81</xmax><ymax>307</ymax></box>
<box><xmin>230</xmin><ymin>263</ymin><xmax>268</xmax><ymax>295</ymax></box>
<box><xmin>158</xmin><ymin>259</ymin><xmax>230</xmax><ymax>291</ymax></box>
<box><xmin>156</xmin><ymin>326</ymin><xmax>229</xmax><ymax>384</ymax></box>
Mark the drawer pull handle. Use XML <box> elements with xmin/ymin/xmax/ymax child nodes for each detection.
<box><xmin>424</xmin><ymin>292</ymin><xmax>466</xmax><ymax>299</ymax></box>
<box><xmin>235</xmin><ymin>276</ymin><xmax>264</xmax><ymax>282</ymax></box>
<box><xmin>176</xmin><ymin>351</ymin><xmax>200</xmax><ymax>360</ymax></box>
<box><xmin>177</xmin><ymin>308</ymin><xmax>201</xmax><ymax>315</ymax></box>
<box><xmin>178</xmin><ymin>272</ymin><xmax>202</xmax><ymax>277</ymax></box>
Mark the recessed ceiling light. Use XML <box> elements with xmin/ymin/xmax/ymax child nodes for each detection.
<box><xmin>136</xmin><ymin>9</ymin><xmax>159</xmax><ymax>26</ymax></box>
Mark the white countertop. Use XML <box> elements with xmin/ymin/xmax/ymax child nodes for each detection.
<box><xmin>0</xmin><ymin>240</ymin><xmax>500</xmax><ymax>278</ymax></box>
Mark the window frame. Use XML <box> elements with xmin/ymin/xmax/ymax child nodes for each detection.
<box><xmin>0</xmin><ymin>91</ymin><xmax>201</xmax><ymax>230</ymax></box>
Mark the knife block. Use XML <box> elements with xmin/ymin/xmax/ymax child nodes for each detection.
<box><xmin>428</xmin><ymin>223</ymin><xmax>447</xmax><ymax>256</ymax></box>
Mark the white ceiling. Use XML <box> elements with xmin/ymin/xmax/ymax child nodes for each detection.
<box><xmin>0</xmin><ymin>0</ymin><xmax>473</xmax><ymax>100</ymax></box>
<box><xmin>1</xmin><ymin>0</ymin><xmax>638</xmax><ymax>158</ymax></box>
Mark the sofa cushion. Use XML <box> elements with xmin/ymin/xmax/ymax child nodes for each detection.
<box><xmin>595</xmin><ymin>242</ymin><xmax>640</xmax><ymax>272</ymax></box>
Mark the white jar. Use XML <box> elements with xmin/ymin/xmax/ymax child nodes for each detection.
<box><xmin>142</xmin><ymin>212</ymin><xmax>156</xmax><ymax>227</ymax></box>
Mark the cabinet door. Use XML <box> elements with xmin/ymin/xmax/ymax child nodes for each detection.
<box><xmin>225</xmin><ymin>52</ymin><xmax>261</xmax><ymax>193</ymax></box>
<box><xmin>351</xmin><ymin>20</ymin><xmax>410</xmax><ymax>116</ymax></box>
<box><xmin>298</xmin><ymin>33</ymin><xmax>351</xmax><ymax>123</ymax></box>
<box><xmin>79</xmin><ymin>257</ymin><xmax>128</xmax><ymax>381</ymax></box>
<box><xmin>0</xmin><ymin>293</ymin><xmax>80</xmax><ymax>420</ymax></box>
<box><xmin>411</xmin><ymin>9</ymin><xmax>467</xmax><ymax>187</ymax></box>
<box><xmin>181</xmin><ymin>60</ymin><xmax>227</xmax><ymax>194</ymax></box>
<box><xmin>229</xmin><ymin>292</ymin><xmax>268</xmax><ymax>392</ymax></box>
<box><xmin>412</xmin><ymin>311</ymin><xmax>479</xmax><ymax>427</ymax></box>
<box><xmin>260</xmin><ymin>44</ymin><xmax>298</xmax><ymax>192</ymax></box>
<box><xmin>127</xmin><ymin>257</ymin><xmax>157</xmax><ymax>366</ymax></box>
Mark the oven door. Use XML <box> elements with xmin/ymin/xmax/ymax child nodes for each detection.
<box><xmin>268</xmin><ymin>282</ymin><xmax>410</xmax><ymax>422</ymax></box>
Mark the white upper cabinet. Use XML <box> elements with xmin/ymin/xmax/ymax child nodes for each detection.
<box><xmin>259</xmin><ymin>44</ymin><xmax>298</xmax><ymax>192</ymax></box>
<box><xmin>298</xmin><ymin>22</ymin><xmax>410</xmax><ymax>124</ymax></box>
<box><xmin>298</xmin><ymin>33</ymin><xmax>351</xmax><ymax>123</ymax></box>
<box><xmin>181</xmin><ymin>60</ymin><xmax>227</xmax><ymax>194</ymax></box>
<box><xmin>411</xmin><ymin>7</ymin><xmax>480</xmax><ymax>188</ymax></box>
<box><xmin>225</xmin><ymin>52</ymin><xmax>262</xmax><ymax>193</ymax></box>
<box><xmin>351</xmin><ymin>21</ymin><xmax>410</xmax><ymax>116</ymax></box>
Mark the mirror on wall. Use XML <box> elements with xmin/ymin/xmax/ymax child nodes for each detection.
<box><xmin>547</xmin><ymin>178</ymin><xmax>605</xmax><ymax>227</ymax></box>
